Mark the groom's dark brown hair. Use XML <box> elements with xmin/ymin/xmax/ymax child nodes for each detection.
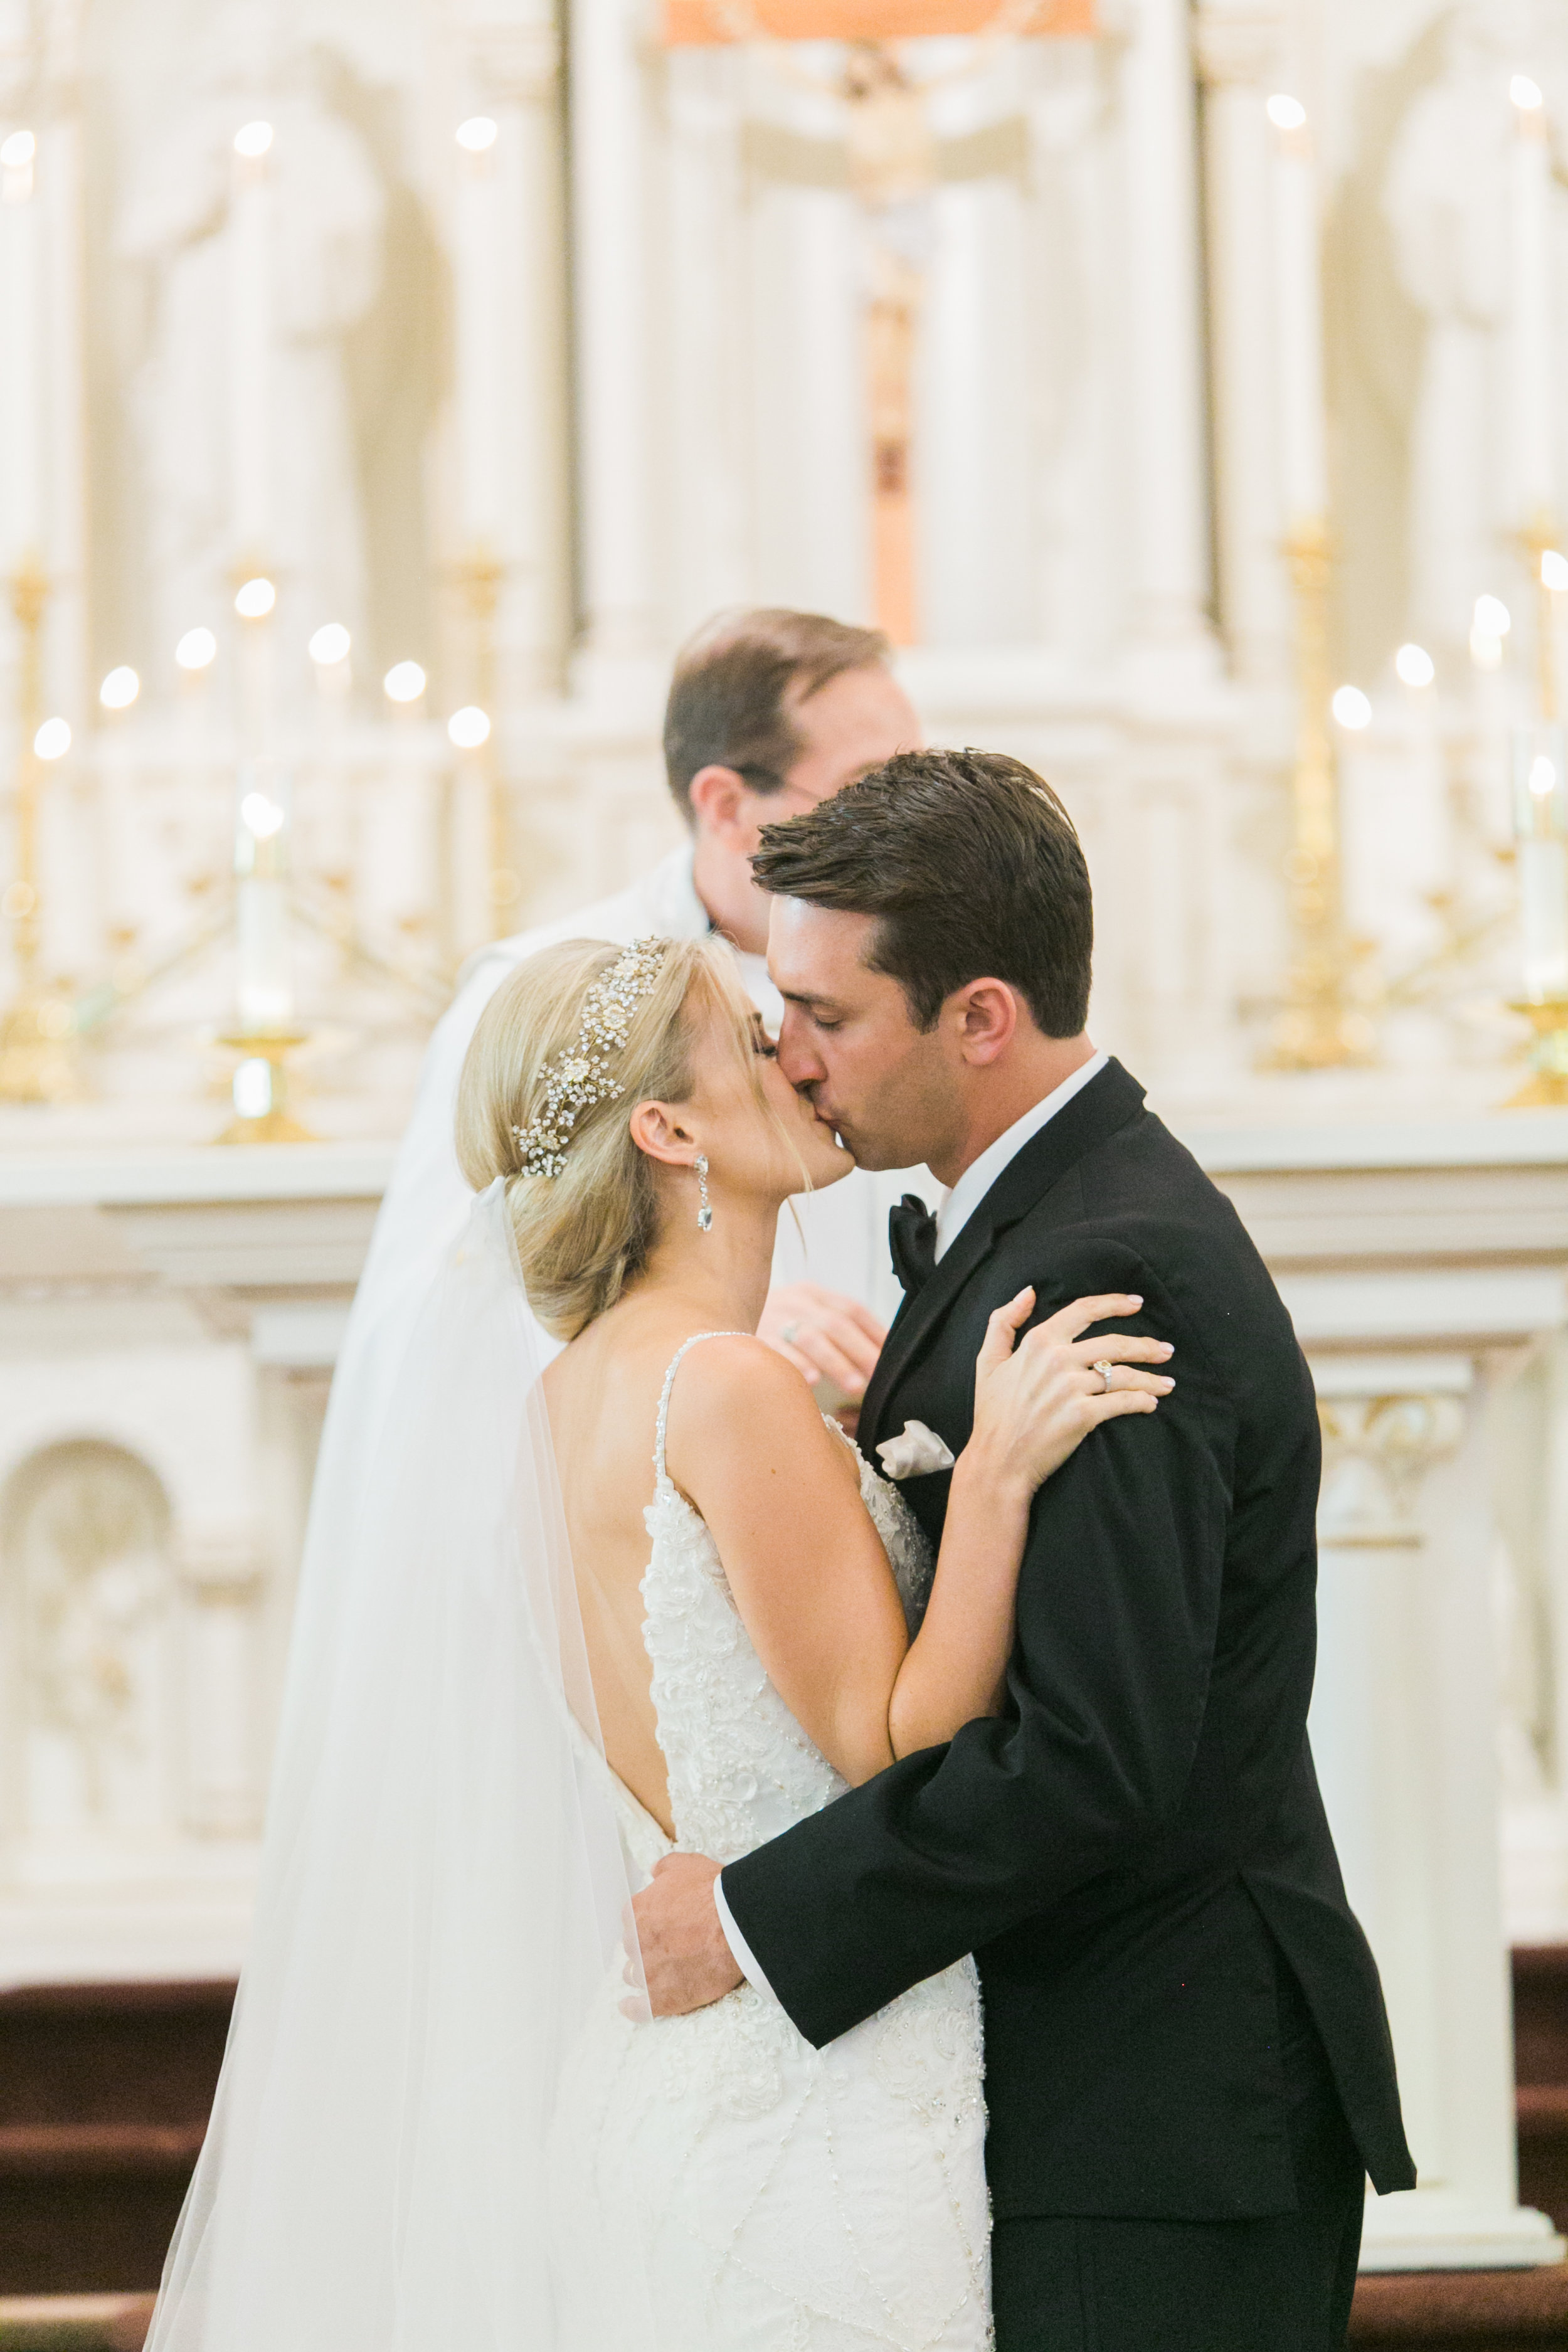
<box><xmin>751</xmin><ymin>747</ymin><xmax>1093</xmax><ymax>1038</ymax></box>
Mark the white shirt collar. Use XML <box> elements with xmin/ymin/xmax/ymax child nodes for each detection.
<box><xmin>933</xmin><ymin>1050</ymin><xmax>1110</xmax><ymax>1261</ymax></box>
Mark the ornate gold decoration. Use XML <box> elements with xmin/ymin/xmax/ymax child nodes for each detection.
<box><xmin>1506</xmin><ymin>997</ymin><xmax>1568</xmax><ymax>1107</ymax></box>
<box><xmin>0</xmin><ymin>559</ymin><xmax>78</xmax><ymax>1102</ymax></box>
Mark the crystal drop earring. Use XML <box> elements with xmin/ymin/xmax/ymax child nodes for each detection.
<box><xmin>695</xmin><ymin>1153</ymin><xmax>713</xmax><ymax>1233</ymax></box>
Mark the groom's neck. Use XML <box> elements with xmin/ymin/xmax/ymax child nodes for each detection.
<box><xmin>930</xmin><ymin>1032</ymin><xmax>1097</xmax><ymax>1190</ymax></box>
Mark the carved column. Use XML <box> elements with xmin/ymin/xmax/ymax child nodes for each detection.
<box><xmin>1194</xmin><ymin>0</ymin><xmax>1292</xmax><ymax>684</ymax></box>
<box><xmin>1117</xmin><ymin>0</ymin><xmax>1221</xmax><ymax>679</ymax></box>
<box><xmin>1310</xmin><ymin>1355</ymin><xmax>1562</xmax><ymax>2268</ymax></box>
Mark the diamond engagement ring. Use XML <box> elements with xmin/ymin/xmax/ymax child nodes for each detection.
<box><xmin>1092</xmin><ymin>1360</ymin><xmax>1115</xmax><ymax>1393</ymax></box>
<box><xmin>780</xmin><ymin>1320</ymin><xmax>802</xmax><ymax>1347</ymax></box>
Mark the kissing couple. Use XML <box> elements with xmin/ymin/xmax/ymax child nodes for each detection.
<box><xmin>147</xmin><ymin>750</ymin><xmax>1411</xmax><ymax>2352</ymax></box>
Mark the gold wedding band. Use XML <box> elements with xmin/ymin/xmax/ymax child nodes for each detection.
<box><xmin>1092</xmin><ymin>1360</ymin><xmax>1115</xmax><ymax>1394</ymax></box>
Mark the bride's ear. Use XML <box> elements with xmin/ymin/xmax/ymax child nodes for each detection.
<box><xmin>629</xmin><ymin>1098</ymin><xmax>699</xmax><ymax>1170</ymax></box>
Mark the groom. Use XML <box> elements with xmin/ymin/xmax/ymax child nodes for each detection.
<box><xmin>632</xmin><ymin>750</ymin><xmax>1414</xmax><ymax>2350</ymax></box>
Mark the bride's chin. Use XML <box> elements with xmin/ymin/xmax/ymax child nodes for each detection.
<box><xmin>813</xmin><ymin>1141</ymin><xmax>858</xmax><ymax>1187</ymax></box>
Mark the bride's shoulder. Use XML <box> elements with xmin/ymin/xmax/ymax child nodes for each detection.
<box><xmin>662</xmin><ymin>1334</ymin><xmax>843</xmax><ymax>1486</ymax></box>
<box><xmin>668</xmin><ymin>1332</ymin><xmax>814</xmax><ymax>1420</ymax></box>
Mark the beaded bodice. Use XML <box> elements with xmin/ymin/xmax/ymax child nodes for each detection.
<box><xmin>642</xmin><ymin>1333</ymin><xmax>936</xmax><ymax>1866</ymax></box>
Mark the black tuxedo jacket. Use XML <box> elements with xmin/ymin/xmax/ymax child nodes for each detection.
<box><xmin>723</xmin><ymin>1059</ymin><xmax>1414</xmax><ymax>2223</ymax></box>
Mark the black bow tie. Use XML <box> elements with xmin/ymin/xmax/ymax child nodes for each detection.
<box><xmin>889</xmin><ymin>1194</ymin><xmax>938</xmax><ymax>1297</ymax></box>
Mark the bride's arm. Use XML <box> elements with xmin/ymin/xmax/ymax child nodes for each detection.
<box><xmin>665</xmin><ymin>1299</ymin><xmax>1172</xmax><ymax>1789</ymax></box>
<box><xmin>887</xmin><ymin>1290</ymin><xmax>1170</xmax><ymax>1758</ymax></box>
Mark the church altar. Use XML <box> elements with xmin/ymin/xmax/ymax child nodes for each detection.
<box><xmin>4</xmin><ymin>0</ymin><xmax>1568</xmax><ymax>2281</ymax></box>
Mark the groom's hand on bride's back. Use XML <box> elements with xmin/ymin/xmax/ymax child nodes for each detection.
<box><xmin>627</xmin><ymin>1852</ymin><xmax>743</xmax><ymax>2019</ymax></box>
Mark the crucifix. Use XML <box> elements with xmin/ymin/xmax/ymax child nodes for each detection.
<box><xmin>662</xmin><ymin>0</ymin><xmax>1096</xmax><ymax>642</ymax></box>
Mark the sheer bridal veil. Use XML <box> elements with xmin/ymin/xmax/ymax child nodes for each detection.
<box><xmin>146</xmin><ymin>1180</ymin><xmax>657</xmax><ymax>2350</ymax></box>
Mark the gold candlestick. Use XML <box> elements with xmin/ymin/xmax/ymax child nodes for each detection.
<box><xmin>1264</xmin><ymin>522</ymin><xmax>1373</xmax><ymax>1070</ymax></box>
<box><xmin>215</xmin><ymin>1030</ymin><xmax>315</xmax><ymax>1144</ymax></box>
<box><xmin>452</xmin><ymin>549</ymin><xmax>516</xmax><ymax>940</ymax></box>
<box><xmin>0</xmin><ymin>559</ymin><xmax>78</xmax><ymax>1103</ymax></box>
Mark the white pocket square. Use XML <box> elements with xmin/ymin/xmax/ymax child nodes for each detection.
<box><xmin>876</xmin><ymin>1420</ymin><xmax>956</xmax><ymax>1480</ymax></box>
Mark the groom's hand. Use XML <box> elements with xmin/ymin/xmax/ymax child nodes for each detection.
<box><xmin>628</xmin><ymin>1853</ymin><xmax>743</xmax><ymax>2018</ymax></box>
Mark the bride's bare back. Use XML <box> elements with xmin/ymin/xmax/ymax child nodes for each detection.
<box><xmin>543</xmin><ymin>1291</ymin><xmax>871</xmax><ymax>1836</ymax></box>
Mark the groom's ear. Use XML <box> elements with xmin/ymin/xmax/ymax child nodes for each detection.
<box><xmin>950</xmin><ymin>979</ymin><xmax>1020</xmax><ymax>1067</ymax></box>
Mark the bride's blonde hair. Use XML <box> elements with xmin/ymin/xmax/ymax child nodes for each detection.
<box><xmin>457</xmin><ymin>935</ymin><xmax>766</xmax><ymax>1340</ymax></box>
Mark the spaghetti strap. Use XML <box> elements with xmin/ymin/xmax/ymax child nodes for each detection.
<box><xmin>653</xmin><ymin>1332</ymin><xmax>751</xmax><ymax>1488</ymax></box>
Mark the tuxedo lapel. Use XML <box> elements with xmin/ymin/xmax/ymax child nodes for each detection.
<box><xmin>861</xmin><ymin>1205</ymin><xmax>1000</xmax><ymax>1451</ymax></box>
<box><xmin>861</xmin><ymin>1059</ymin><xmax>1147</xmax><ymax>1455</ymax></box>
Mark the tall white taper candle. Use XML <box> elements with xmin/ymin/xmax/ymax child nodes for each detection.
<box><xmin>1268</xmin><ymin>98</ymin><xmax>1328</xmax><ymax>527</ymax></box>
<box><xmin>1517</xmin><ymin>729</ymin><xmax>1568</xmax><ymax>1000</ymax></box>
<box><xmin>235</xmin><ymin>765</ymin><xmax>293</xmax><ymax>1033</ymax></box>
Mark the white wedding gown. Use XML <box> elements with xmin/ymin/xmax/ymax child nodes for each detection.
<box><xmin>550</xmin><ymin>1334</ymin><xmax>993</xmax><ymax>2351</ymax></box>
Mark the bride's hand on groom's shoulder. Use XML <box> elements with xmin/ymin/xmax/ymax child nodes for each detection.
<box><xmin>965</xmin><ymin>1289</ymin><xmax>1175</xmax><ymax>1499</ymax></box>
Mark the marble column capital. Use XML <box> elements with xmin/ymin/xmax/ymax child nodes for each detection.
<box><xmin>1316</xmin><ymin>1378</ymin><xmax>1467</xmax><ymax>1548</ymax></box>
<box><xmin>1192</xmin><ymin>4</ymin><xmax>1282</xmax><ymax>90</ymax></box>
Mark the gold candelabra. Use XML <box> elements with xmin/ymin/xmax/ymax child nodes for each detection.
<box><xmin>0</xmin><ymin>559</ymin><xmax>78</xmax><ymax>1103</ymax></box>
<box><xmin>452</xmin><ymin>550</ymin><xmax>516</xmax><ymax>940</ymax></box>
<box><xmin>1264</xmin><ymin>522</ymin><xmax>1373</xmax><ymax>1070</ymax></box>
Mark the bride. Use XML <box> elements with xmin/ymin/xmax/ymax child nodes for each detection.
<box><xmin>146</xmin><ymin>933</ymin><xmax>1170</xmax><ymax>2352</ymax></box>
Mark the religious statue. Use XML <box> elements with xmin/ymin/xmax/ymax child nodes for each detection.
<box><xmin>117</xmin><ymin>22</ymin><xmax>386</xmax><ymax>681</ymax></box>
<box><xmin>1382</xmin><ymin>0</ymin><xmax>1567</xmax><ymax>664</ymax></box>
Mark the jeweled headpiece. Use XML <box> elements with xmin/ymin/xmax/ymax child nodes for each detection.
<box><xmin>511</xmin><ymin>937</ymin><xmax>669</xmax><ymax>1178</ymax></box>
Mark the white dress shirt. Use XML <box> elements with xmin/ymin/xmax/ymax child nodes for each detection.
<box><xmin>715</xmin><ymin>1046</ymin><xmax>1110</xmax><ymax>2001</ymax></box>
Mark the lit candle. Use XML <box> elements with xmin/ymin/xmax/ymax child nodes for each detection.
<box><xmin>1515</xmin><ymin>726</ymin><xmax>1568</xmax><ymax>1000</ymax></box>
<box><xmin>1268</xmin><ymin>96</ymin><xmax>1328</xmax><ymax>527</ymax></box>
<box><xmin>234</xmin><ymin>762</ymin><xmax>293</xmax><ymax>1032</ymax></box>
<box><xmin>235</xmin><ymin>574</ymin><xmax>275</xmax><ymax>753</ymax></box>
<box><xmin>309</xmin><ymin>621</ymin><xmax>352</xmax><ymax>716</ymax></box>
<box><xmin>0</xmin><ymin>129</ymin><xmax>42</xmax><ymax>570</ymax></box>
<box><xmin>230</xmin><ymin>122</ymin><xmax>273</xmax><ymax>560</ymax></box>
<box><xmin>1394</xmin><ymin>640</ymin><xmax>1451</xmax><ymax>913</ymax></box>
<box><xmin>98</xmin><ymin>667</ymin><xmax>141</xmax><ymax>946</ymax></box>
<box><xmin>1510</xmin><ymin>78</ymin><xmax>1555</xmax><ymax>528</ymax></box>
<box><xmin>453</xmin><ymin>117</ymin><xmax>502</xmax><ymax>547</ymax></box>
<box><xmin>1470</xmin><ymin>596</ymin><xmax>1514</xmax><ymax>840</ymax></box>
